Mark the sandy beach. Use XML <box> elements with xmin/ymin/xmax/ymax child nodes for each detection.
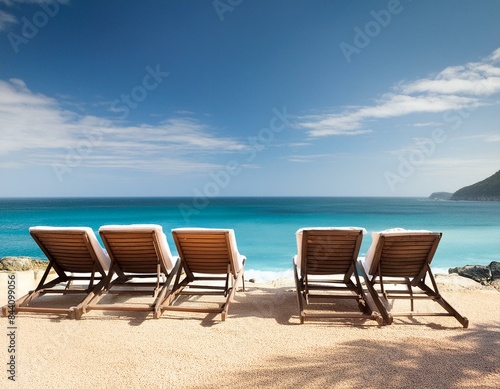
<box><xmin>1</xmin><ymin>272</ymin><xmax>499</xmax><ymax>389</ymax></box>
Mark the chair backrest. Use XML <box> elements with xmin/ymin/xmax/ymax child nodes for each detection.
<box><xmin>29</xmin><ymin>226</ymin><xmax>110</xmax><ymax>274</ymax></box>
<box><xmin>99</xmin><ymin>225</ymin><xmax>176</xmax><ymax>274</ymax></box>
<box><xmin>172</xmin><ymin>228</ymin><xmax>244</xmax><ymax>276</ymax></box>
<box><xmin>296</xmin><ymin>227</ymin><xmax>365</xmax><ymax>277</ymax></box>
<box><xmin>364</xmin><ymin>230</ymin><xmax>442</xmax><ymax>277</ymax></box>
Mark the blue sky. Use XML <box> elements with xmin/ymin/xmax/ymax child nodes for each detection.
<box><xmin>1</xmin><ymin>0</ymin><xmax>499</xmax><ymax>197</ymax></box>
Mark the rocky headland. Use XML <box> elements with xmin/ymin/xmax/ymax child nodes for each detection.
<box><xmin>430</xmin><ymin>169</ymin><xmax>500</xmax><ymax>201</ymax></box>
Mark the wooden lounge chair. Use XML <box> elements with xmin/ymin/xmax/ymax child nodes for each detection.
<box><xmin>160</xmin><ymin>228</ymin><xmax>246</xmax><ymax>321</ymax></box>
<box><xmin>1</xmin><ymin>226</ymin><xmax>110</xmax><ymax>319</ymax></box>
<box><xmin>358</xmin><ymin>229</ymin><xmax>469</xmax><ymax>328</ymax></box>
<box><xmin>81</xmin><ymin>224</ymin><xmax>180</xmax><ymax>319</ymax></box>
<box><xmin>294</xmin><ymin>227</ymin><xmax>383</xmax><ymax>325</ymax></box>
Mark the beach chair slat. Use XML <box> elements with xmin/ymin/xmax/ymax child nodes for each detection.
<box><xmin>293</xmin><ymin>228</ymin><xmax>382</xmax><ymax>325</ymax></box>
<box><xmin>2</xmin><ymin>227</ymin><xmax>109</xmax><ymax>319</ymax></box>
<box><xmin>81</xmin><ymin>225</ymin><xmax>179</xmax><ymax>319</ymax></box>
<box><xmin>162</xmin><ymin>228</ymin><xmax>245</xmax><ymax>321</ymax></box>
<box><xmin>359</xmin><ymin>231</ymin><xmax>468</xmax><ymax>328</ymax></box>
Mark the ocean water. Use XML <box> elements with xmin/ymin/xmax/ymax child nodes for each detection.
<box><xmin>0</xmin><ymin>197</ymin><xmax>499</xmax><ymax>281</ymax></box>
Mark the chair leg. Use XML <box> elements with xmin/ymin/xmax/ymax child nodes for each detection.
<box><xmin>405</xmin><ymin>279</ymin><xmax>414</xmax><ymax>312</ymax></box>
<box><xmin>73</xmin><ymin>277</ymin><xmax>107</xmax><ymax>320</ymax></box>
<box><xmin>293</xmin><ymin>259</ymin><xmax>305</xmax><ymax>324</ymax></box>
<box><xmin>82</xmin><ymin>273</ymin><xmax>115</xmax><ymax>313</ymax></box>
<box><xmin>357</xmin><ymin>261</ymin><xmax>393</xmax><ymax>325</ymax></box>
<box><xmin>219</xmin><ymin>269</ymin><xmax>243</xmax><ymax>320</ymax></box>
<box><xmin>418</xmin><ymin>282</ymin><xmax>469</xmax><ymax>328</ymax></box>
<box><xmin>15</xmin><ymin>273</ymin><xmax>66</xmax><ymax>308</ymax></box>
<box><xmin>435</xmin><ymin>296</ymin><xmax>469</xmax><ymax>328</ymax></box>
<box><xmin>153</xmin><ymin>260</ymin><xmax>181</xmax><ymax>319</ymax></box>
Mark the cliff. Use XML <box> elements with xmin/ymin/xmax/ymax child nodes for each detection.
<box><xmin>450</xmin><ymin>170</ymin><xmax>500</xmax><ymax>201</ymax></box>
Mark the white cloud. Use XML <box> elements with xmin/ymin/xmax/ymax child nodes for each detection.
<box><xmin>491</xmin><ymin>48</ymin><xmax>500</xmax><ymax>62</ymax></box>
<box><xmin>419</xmin><ymin>157</ymin><xmax>500</xmax><ymax>174</ymax></box>
<box><xmin>286</xmin><ymin>142</ymin><xmax>311</xmax><ymax>147</ymax></box>
<box><xmin>173</xmin><ymin>110</ymin><xmax>195</xmax><ymax>115</ymax></box>
<box><xmin>0</xmin><ymin>0</ymin><xmax>71</xmax><ymax>33</ymax></box>
<box><xmin>298</xmin><ymin>94</ymin><xmax>480</xmax><ymax>137</ymax></box>
<box><xmin>0</xmin><ymin>78</ymin><xmax>247</xmax><ymax>173</ymax></box>
<box><xmin>296</xmin><ymin>47</ymin><xmax>500</xmax><ymax>137</ymax></box>
<box><xmin>480</xmin><ymin>133</ymin><xmax>500</xmax><ymax>142</ymax></box>
<box><xmin>284</xmin><ymin>152</ymin><xmax>352</xmax><ymax>164</ymax></box>
<box><xmin>401</xmin><ymin>63</ymin><xmax>500</xmax><ymax>96</ymax></box>
<box><xmin>457</xmin><ymin>133</ymin><xmax>500</xmax><ymax>143</ymax></box>
<box><xmin>0</xmin><ymin>10</ymin><xmax>17</xmax><ymax>31</ymax></box>
<box><xmin>285</xmin><ymin>153</ymin><xmax>345</xmax><ymax>163</ymax></box>
<box><xmin>411</xmin><ymin>121</ymin><xmax>443</xmax><ymax>128</ymax></box>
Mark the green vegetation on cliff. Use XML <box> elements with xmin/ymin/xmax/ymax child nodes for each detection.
<box><xmin>451</xmin><ymin>170</ymin><xmax>500</xmax><ymax>201</ymax></box>
<box><xmin>429</xmin><ymin>192</ymin><xmax>453</xmax><ymax>200</ymax></box>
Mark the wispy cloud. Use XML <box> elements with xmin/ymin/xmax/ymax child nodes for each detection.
<box><xmin>0</xmin><ymin>0</ymin><xmax>71</xmax><ymax>34</ymax></box>
<box><xmin>0</xmin><ymin>10</ymin><xmax>16</xmax><ymax>31</ymax></box>
<box><xmin>456</xmin><ymin>132</ymin><xmax>500</xmax><ymax>143</ymax></box>
<box><xmin>285</xmin><ymin>153</ymin><xmax>344</xmax><ymax>163</ymax></box>
<box><xmin>296</xmin><ymin>47</ymin><xmax>500</xmax><ymax>137</ymax></box>
<box><xmin>0</xmin><ymin>78</ymin><xmax>246</xmax><ymax>173</ymax></box>
<box><xmin>417</xmin><ymin>157</ymin><xmax>500</xmax><ymax>175</ymax></box>
<box><xmin>400</xmin><ymin>63</ymin><xmax>500</xmax><ymax>96</ymax></box>
<box><xmin>411</xmin><ymin>121</ymin><xmax>443</xmax><ymax>128</ymax></box>
<box><xmin>491</xmin><ymin>48</ymin><xmax>500</xmax><ymax>62</ymax></box>
<box><xmin>386</xmin><ymin>137</ymin><xmax>442</xmax><ymax>157</ymax></box>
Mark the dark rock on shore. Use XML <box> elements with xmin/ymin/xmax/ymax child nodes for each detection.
<box><xmin>489</xmin><ymin>261</ymin><xmax>500</xmax><ymax>279</ymax></box>
<box><xmin>449</xmin><ymin>261</ymin><xmax>500</xmax><ymax>285</ymax></box>
<box><xmin>0</xmin><ymin>256</ymin><xmax>48</xmax><ymax>271</ymax></box>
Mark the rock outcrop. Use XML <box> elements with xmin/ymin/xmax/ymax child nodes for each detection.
<box><xmin>449</xmin><ymin>261</ymin><xmax>500</xmax><ymax>286</ymax></box>
<box><xmin>0</xmin><ymin>256</ymin><xmax>48</xmax><ymax>271</ymax></box>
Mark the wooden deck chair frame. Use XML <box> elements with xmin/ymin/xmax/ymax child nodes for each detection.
<box><xmin>293</xmin><ymin>228</ymin><xmax>383</xmax><ymax>325</ymax></box>
<box><xmin>358</xmin><ymin>230</ymin><xmax>469</xmax><ymax>328</ymax></box>
<box><xmin>161</xmin><ymin>228</ymin><xmax>246</xmax><ymax>321</ymax></box>
<box><xmin>81</xmin><ymin>225</ymin><xmax>180</xmax><ymax>319</ymax></box>
<box><xmin>1</xmin><ymin>227</ymin><xmax>110</xmax><ymax>319</ymax></box>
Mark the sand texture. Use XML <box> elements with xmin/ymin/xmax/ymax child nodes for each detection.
<box><xmin>0</xmin><ymin>273</ymin><xmax>499</xmax><ymax>388</ymax></box>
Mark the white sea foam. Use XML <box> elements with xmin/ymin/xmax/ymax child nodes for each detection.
<box><xmin>244</xmin><ymin>264</ymin><xmax>452</xmax><ymax>282</ymax></box>
<box><xmin>244</xmin><ymin>268</ymin><xmax>294</xmax><ymax>283</ymax></box>
<box><xmin>431</xmin><ymin>267</ymin><xmax>451</xmax><ymax>274</ymax></box>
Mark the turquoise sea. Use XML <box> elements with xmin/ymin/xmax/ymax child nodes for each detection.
<box><xmin>0</xmin><ymin>197</ymin><xmax>499</xmax><ymax>281</ymax></box>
